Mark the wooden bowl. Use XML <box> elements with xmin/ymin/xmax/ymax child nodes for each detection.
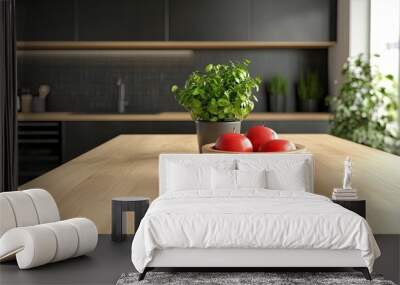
<box><xmin>202</xmin><ymin>143</ymin><xmax>307</xmax><ymax>154</ymax></box>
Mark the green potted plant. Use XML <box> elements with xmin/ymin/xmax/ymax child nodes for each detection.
<box><xmin>330</xmin><ymin>54</ymin><xmax>399</xmax><ymax>154</ymax></box>
<box><xmin>171</xmin><ymin>60</ymin><xmax>261</xmax><ymax>151</ymax></box>
<box><xmin>297</xmin><ymin>71</ymin><xmax>322</xmax><ymax>112</ymax></box>
<box><xmin>268</xmin><ymin>75</ymin><xmax>288</xmax><ymax>112</ymax></box>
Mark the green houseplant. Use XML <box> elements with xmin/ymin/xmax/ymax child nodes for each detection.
<box><xmin>268</xmin><ymin>75</ymin><xmax>288</xmax><ymax>112</ymax></box>
<box><xmin>330</xmin><ymin>54</ymin><xmax>399</xmax><ymax>154</ymax></box>
<box><xmin>171</xmin><ymin>60</ymin><xmax>261</xmax><ymax>151</ymax></box>
<box><xmin>298</xmin><ymin>71</ymin><xmax>322</xmax><ymax>112</ymax></box>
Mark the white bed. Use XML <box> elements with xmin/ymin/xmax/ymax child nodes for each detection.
<box><xmin>131</xmin><ymin>154</ymin><xmax>380</xmax><ymax>280</ymax></box>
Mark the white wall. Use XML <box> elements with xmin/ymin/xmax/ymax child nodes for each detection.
<box><xmin>370</xmin><ymin>0</ymin><xmax>399</xmax><ymax>78</ymax></box>
<box><xmin>370</xmin><ymin>0</ymin><xmax>400</xmax><ymax>129</ymax></box>
<box><xmin>349</xmin><ymin>0</ymin><xmax>370</xmax><ymax>56</ymax></box>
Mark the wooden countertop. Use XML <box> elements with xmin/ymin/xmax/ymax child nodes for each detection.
<box><xmin>20</xmin><ymin>134</ymin><xmax>400</xmax><ymax>235</ymax></box>
<box><xmin>17</xmin><ymin>112</ymin><xmax>331</xmax><ymax>122</ymax></box>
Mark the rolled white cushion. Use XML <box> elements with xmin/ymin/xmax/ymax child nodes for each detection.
<box><xmin>0</xmin><ymin>196</ymin><xmax>17</xmax><ymax>237</ymax></box>
<box><xmin>42</xmin><ymin>221</ymin><xmax>79</xmax><ymax>262</ymax></box>
<box><xmin>0</xmin><ymin>192</ymin><xmax>39</xmax><ymax>227</ymax></box>
<box><xmin>24</xmin><ymin>189</ymin><xmax>60</xmax><ymax>223</ymax></box>
<box><xmin>0</xmin><ymin>226</ymin><xmax>57</xmax><ymax>269</ymax></box>
<box><xmin>0</xmin><ymin>218</ymin><xmax>98</xmax><ymax>269</ymax></box>
<box><xmin>64</xmin><ymin>218</ymin><xmax>98</xmax><ymax>257</ymax></box>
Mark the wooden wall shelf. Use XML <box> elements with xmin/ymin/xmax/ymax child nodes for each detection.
<box><xmin>17</xmin><ymin>41</ymin><xmax>336</xmax><ymax>50</ymax></box>
<box><xmin>17</xmin><ymin>112</ymin><xmax>332</xmax><ymax>122</ymax></box>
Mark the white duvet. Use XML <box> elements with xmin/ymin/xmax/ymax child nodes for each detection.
<box><xmin>131</xmin><ymin>190</ymin><xmax>380</xmax><ymax>273</ymax></box>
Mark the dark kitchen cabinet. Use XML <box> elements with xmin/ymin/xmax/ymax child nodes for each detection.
<box><xmin>16</xmin><ymin>0</ymin><xmax>336</xmax><ymax>42</ymax></box>
<box><xmin>169</xmin><ymin>0</ymin><xmax>250</xmax><ymax>41</ymax></box>
<box><xmin>18</xmin><ymin>122</ymin><xmax>63</xmax><ymax>184</ymax></box>
<box><xmin>16</xmin><ymin>0</ymin><xmax>76</xmax><ymax>41</ymax></box>
<box><xmin>250</xmin><ymin>0</ymin><xmax>336</xmax><ymax>41</ymax></box>
<box><xmin>77</xmin><ymin>0</ymin><xmax>165</xmax><ymax>41</ymax></box>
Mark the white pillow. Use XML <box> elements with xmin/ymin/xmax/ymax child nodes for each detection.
<box><xmin>167</xmin><ymin>163</ymin><xmax>212</xmax><ymax>191</ymax></box>
<box><xmin>236</xmin><ymin>169</ymin><xmax>267</xmax><ymax>189</ymax></box>
<box><xmin>212</xmin><ymin>168</ymin><xmax>237</xmax><ymax>191</ymax></box>
<box><xmin>212</xmin><ymin>168</ymin><xmax>268</xmax><ymax>191</ymax></box>
<box><xmin>266</xmin><ymin>162</ymin><xmax>307</xmax><ymax>191</ymax></box>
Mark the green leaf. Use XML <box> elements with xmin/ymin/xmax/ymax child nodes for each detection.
<box><xmin>171</xmin><ymin>59</ymin><xmax>261</xmax><ymax>122</ymax></box>
<box><xmin>192</xmin><ymin>88</ymin><xmax>201</xmax><ymax>95</ymax></box>
<box><xmin>192</xmin><ymin>99</ymin><xmax>201</xmax><ymax>108</ymax></box>
<box><xmin>386</xmin><ymin>74</ymin><xmax>394</xmax><ymax>80</ymax></box>
<box><xmin>217</xmin><ymin>98</ymin><xmax>229</xmax><ymax>106</ymax></box>
<box><xmin>171</xmin><ymin>85</ymin><xmax>178</xmax><ymax>93</ymax></box>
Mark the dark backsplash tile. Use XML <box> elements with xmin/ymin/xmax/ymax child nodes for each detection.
<box><xmin>17</xmin><ymin>49</ymin><xmax>328</xmax><ymax>113</ymax></box>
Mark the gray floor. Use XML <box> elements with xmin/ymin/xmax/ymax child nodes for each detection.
<box><xmin>0</xmin><ymin>235</ymin><xmax>134</xmax><ymax>285</ymax></box>
<box><xmin>1</xmin><ymin>235</ymin><xmax>399</xmax><ymax>285</ymax></box>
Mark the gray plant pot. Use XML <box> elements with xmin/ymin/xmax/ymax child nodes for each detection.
<box><xmin>300</xmin><ymin>99</ymin><xmax>319</xmax><ymax>112</ymax></box>
<box><xmin>270</xmin><ymin>94</ymin><xmax>286</xmax><ymax>112</ymax></box>
<box><xmin>195</xmin><ymin>120</ymin><xmax>241</xmax><ymax>153</ymax></box>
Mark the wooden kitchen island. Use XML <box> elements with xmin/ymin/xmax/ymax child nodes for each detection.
<box><xmin>20</xmin><ymin>134</ymin><xmax>400</xmax><ymax>235</ymax></box>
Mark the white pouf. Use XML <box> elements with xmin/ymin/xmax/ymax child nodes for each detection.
<box><xmin>0</xmin><ymin>189</ymin><xmax>98</xmax><ymax>269</ymax></box>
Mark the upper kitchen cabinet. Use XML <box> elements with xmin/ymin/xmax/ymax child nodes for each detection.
<box><xmin>16</xmin><ymin>0</ymin><xmax>75</xmax><ymax>41</ymax></box>
<box><xmin>169</xmin><ymin>0</ymin><xmax>250</xmax><ymax>41</ymax></box>
<box><xmin>250</xmin><ymin>0</ymin><xmax>336</xmax><ymax>41</ymax></box>
<box><xmin>77</xmin><ymin>0</ymin><xmax>165</xmax><ymax>41</ymax></box>
<box><xmin>16</xmin><ymin>0</ymin><xmax>336</xmax><ymax>44</ymax></box>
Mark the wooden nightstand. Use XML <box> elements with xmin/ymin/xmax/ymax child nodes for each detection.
<box><xmin>111</xmin><ymin>197</ymin><xmax>150</xmax><ymax>242</ymax></box>
<box><xmin>332</xmin><ymin>199</ymin><xmax>366</xmax><ymax>218</ymax></box>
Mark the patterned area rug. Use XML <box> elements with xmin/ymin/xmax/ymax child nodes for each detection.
<box><xmin>116</xmin><ymin>272</ymin><xmax>396</xmax><ymax>285</ymax></box>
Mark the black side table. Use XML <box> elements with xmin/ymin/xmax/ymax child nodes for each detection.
<box><xmin>332</xmin><ymin>199</ymin><xmax>366</xmax><ymax>218</ymax></box>
<box><xmin>112</xmin><ymin>197</ymin><xmax>150</xmax><ymax>242</ymax></box>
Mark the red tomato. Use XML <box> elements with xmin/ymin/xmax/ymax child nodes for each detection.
<box><xmin>214</xmin><ymin>133</ymin><xmax>253</xmax><ymax>152</ymax></box>
<box><xmin>246</xmin><ymin>125</ymin><xmax>278</xmax><ymax>152</ymax></box>
<box><xmin>258</xmin><ymin>139</ymin><xmax>296</xmax><ymax>152</ymax></box>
